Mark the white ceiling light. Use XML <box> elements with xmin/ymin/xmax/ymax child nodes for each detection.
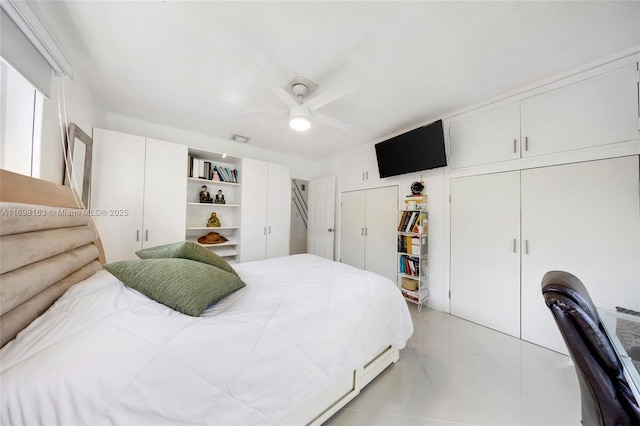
<box><xmin>289</xmin><ymin>104</ymin><xmax>311</xmax><ymax>131</ymax></box>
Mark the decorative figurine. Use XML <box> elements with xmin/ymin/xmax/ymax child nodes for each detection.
<box><xmin>207</xmin><ymin>212</ymin><xmax>221</xmax><ymax>227</ymax></box>
<box><xmin>199</xmin><ymin>185</ymin><xmax>213</xmax><ymax>203</ymax></box>
<box><xmin>214</xmin><ymin>189</ymin><xmax>226</xmax><ymax>204</ymax></box>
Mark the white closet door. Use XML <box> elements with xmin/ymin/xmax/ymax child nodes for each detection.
<box><xmin>340</xmin><ymin>190</ymin><xmax>366</xmax><ymax>269</ymax></box>
<box><xmin>265</xmin><ymin>162</ymin><xmax>290</xmax><ymax>258</ymax></box>
<box><xmin>364</xmin><ymin>186</ymin><xmax>398</xmax><ymax>282</ymax></box>
<box><xmin>239</xmin><ymin>158</ymin><xmax>268</xmax><ymax>262</ymax></box>
<box><xmin>521</xmin><ymin>64</ymin><xmax>640</xmax><ymax>157</ymax></box>
<box><xmin>521</xmin><ymin>156</ymin><xmax>640</xmax><ymax>353</ymax></box>
<box><xmin>450</xmin><ymin>171</ymin><xmax>521</xmax><ymax>337</ymax></box>
<box><xmin>91</xmin><ymin>129</ymin><xmax>145</xmax><ymax>262</ymax></box>
<box><xmin>142</xmin><ymin>139</ymin><xmax>187</xmax><ymax>249</ymax></box>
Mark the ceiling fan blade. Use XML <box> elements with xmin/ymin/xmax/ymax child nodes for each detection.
<box><xmin>304</xmin><ymin>79</ymin><xmax>358</xmax><ymax>111</ymax></box>
<box><xmin>250</xmin><ymin>63</ymin><xmax>298</xmax><ymax>108</ymax></box>
<box><xmin>313</xmin><ymin>112</ymin><xmax>353</xmax><ymax>130</ymax></box>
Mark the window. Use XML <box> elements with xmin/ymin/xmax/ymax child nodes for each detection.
<box><xmin>0</xmin><ymin>60</ymin><xmax>44</xmax><ymax>177</ymax></box>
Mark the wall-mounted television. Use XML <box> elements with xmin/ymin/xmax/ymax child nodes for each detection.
<box><xmin>374</xmin><ymin>119</ymin><xmax>447</xmax><ymax>178</ymax></box>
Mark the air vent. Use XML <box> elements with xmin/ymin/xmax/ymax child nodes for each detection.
<box><xmin>231</xmin><ymin>134</ymin><xmax>250</xmax><ymax>143</ymax></box>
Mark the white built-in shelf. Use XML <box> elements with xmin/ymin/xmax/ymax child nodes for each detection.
<box><xmin>186</xmin><ymin>202</ymin><xmax>239</xmax><ymax>207</ymax></box>
<box><xmin>186</xmin><ymin>226</ymin><xmax>238</xmax><ymax>231</ymax></box>
<box><xmin>187</xmin><ymin>177</ymin><xmax>239</xmax><ymax>186</ymax></box>
<box><xmin>187</xmin><ymin>239</ymin><xmax>237</xmax><ymax>248</ymax></box>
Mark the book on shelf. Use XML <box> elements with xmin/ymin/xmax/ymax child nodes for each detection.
<box><xmin>398</xmin><ymin>211</ymin><xmax>426</xmax><ymax>233</ymax></box>
<box><xmin>187</xmin><ymin>155</ymin><xmax>238</xmax><ymax>183</ymax></box>
<box><xmin>399</xmin><ymin>254</ymin><xmax>420</xmax><ymax>276</ymax></box>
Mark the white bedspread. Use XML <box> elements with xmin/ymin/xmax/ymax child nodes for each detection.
<box><xmin>1</xmin><ymin>254</ymin><xmax>413</xmax><ymax>425</ymax></box>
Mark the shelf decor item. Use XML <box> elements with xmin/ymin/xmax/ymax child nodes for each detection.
<box><xmin>214</xmin><ymin>189</ymin><xmax>226</xmax><ymax>204</ymax></box>
<box><xmin>410</xmin><ymin>181</ymin><xmax>424</xmax><ymax>195</ymax></box>
<box><xmin>199</xmin><ymin>185</ymin><xmax>214</xmax><ymax>203</ymax></box>
<box><xmin>207</xmin><ymin>212</ymin><xmax>221</xmax><ymax>228</ymax></box>
<box><xmin>197</xmin><ymin>231</ymin><xmax>228</xmax><ymax>245</ymax></box>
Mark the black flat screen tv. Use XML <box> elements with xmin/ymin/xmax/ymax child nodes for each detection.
<box><xmin>374</xmin><ymin>119</ymin><xmax>447</xmax><ymax>178</ymax></box>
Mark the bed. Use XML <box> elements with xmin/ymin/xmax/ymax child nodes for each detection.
<box><xmin>0</xmin><ymin>169</ymin><xmax>413</xmax><ymax>425</ymax></box>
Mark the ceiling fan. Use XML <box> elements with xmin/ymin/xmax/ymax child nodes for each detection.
<box><xmin>245</xmin><ymin>64</ymin><xmax>358</xmax><ymax>131</ymax></box>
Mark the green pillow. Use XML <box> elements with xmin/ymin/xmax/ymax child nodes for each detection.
<box><xmin>104</xmin><ymin>258</ymin><xmax>245</xmax><ymax>316</ymax></box>
<box><xmin>135</xmin><ymin>241</ymin><xmax>238</xmax><ymax>276</ymax></box>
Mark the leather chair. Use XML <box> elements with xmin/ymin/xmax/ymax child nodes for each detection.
<box><xmin>541</xmin><ymin>271</ymin><xmax>640</xmax><ymax>426</ymax></box>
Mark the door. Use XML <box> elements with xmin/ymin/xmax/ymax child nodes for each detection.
<box><xmin>364</xmin><ymin>186</ymin><xmax>398</xmax><ymax>282</ymax></box>
<box><xmin>450</xmin><ymin>171</ymin><xmax>521</xmax><ymax>337</ymax></box>
<box><xmin>521</xmin><ymin>156</ymin><xmax>640</xmax><ymax>353</ymax></box>
<box><xmin>266</xmin><ymin>162</ymin><xmax>290</xmax><ymax>258</ymax></box>
<box><xmin>143</xmin><ymin>139</ymin><xmax>187</xmax><ymax>248</ymax></box>
<box><xmin>307</xmin><ymin>176</ymin><xmax>336</xmax><ymax>260</ymax></box>
<box><xmin>240</xmin><ymin>158</ymin><xmax>268</xmax><ymax>262</ymax></box>
<box><xmin>340</xmin><ymin>190</ymin><xmax>366</xmax><ymax>269</ymax></box>
<box><xmin>91</xmin><ymin>129</ymin><xmax>145</xmax><ymax>263</ymax></box>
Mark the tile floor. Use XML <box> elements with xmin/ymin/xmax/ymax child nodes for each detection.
<box><xmin>325</xmin><ymin>305</ymin><xmax>581</xmax><ymax>426</ymax></box>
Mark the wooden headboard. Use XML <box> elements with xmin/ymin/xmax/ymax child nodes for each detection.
<box><xmin>0</xmin><ymin>169</ymin><xmax>105</xmax><ymax>347</ymax></box>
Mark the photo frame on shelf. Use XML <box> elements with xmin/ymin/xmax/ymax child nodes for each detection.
<box><xmin>63</xmin><ymin>122</ymin><xmax>93</xmax><ymax>208</ymax></box>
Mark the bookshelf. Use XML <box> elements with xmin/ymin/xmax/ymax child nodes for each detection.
<box><xmin>397</xmin><ymin>207</ymin><xmax>428</xmax><ymax>311</ymax></box>
<box><xmin>186</xmin><ymin>149</ymin><xmax>241</xmax><ymax>260</ymax></box>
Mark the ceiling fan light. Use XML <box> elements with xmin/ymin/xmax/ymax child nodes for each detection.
<box><xmin>290</xmin><ymin>116</ymin><xmax>310</xmax><ymax>131</ymax></box>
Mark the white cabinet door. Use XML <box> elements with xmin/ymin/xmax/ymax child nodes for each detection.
<box><xmin>521</xmin><ymin>156</ymin><xmax>640</xmax><ymax>353</ymax></box>
<box><xmin>91</xmin><ymin>129</ymin><xmax>145</xmax><ymax>263</ymax></box>
<box><xmin>450</xmin><ymin>171</ymin><xmax>522</xmax><ymax>337</ymax></box>
<box><xmin>340</xmin><ymin>190</ymin><xmax>366</xmax><ymax>269</ymax></box>
<box><xmin>521</xmin><ymin>64</ymin><xmax>640</xmax><ymax>157</ymax></box>
<box><xmin>364</xmin><ymin>186</ymin><xmax>398</xmax><ymax>282</ymax></box>
<box><xmin>340</xmin><ymin>187</ymin><xmax>398</xmax><ymax>281</ymax></box>
<box><xmin>266</xmin><ymin>162</ymin><xmax>290</xmax><ymax>258</ymax></box>
<box><xmin>448</xmin><ymin>102</ymin><xmax>521</xmax><ymax>169</ymax></box>
<box><xmin>240</xmin><ymin>158</ymin><xmax>268</xmax><ymax>262</ymax></box>
<box><xmin>341</xmin><ymin>146</ymin><xmax>380</xmax><ymax>189</ymax></box>
<box><xmin>239</xmin><ymin>158</ymin><xmax>291</xmax><ymax>262</ymax></box>
<box><xmin>143</xmin><ymin>139</ymin><xmax>187</xmax><ymax>248</ymax></box>
<box><xmin>93</xmin><ymin>130</ymin><xmax>188</xmax><ymax>263</ymax></box>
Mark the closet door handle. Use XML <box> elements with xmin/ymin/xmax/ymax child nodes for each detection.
<box><xmin>361</xmin><ymin>228</ymin><xmax>364</xmax><ymax>236</ymax></box>
<box><xmin>365</xmin><ymin>227</ymin><xmax>368</xmax><ymax>236</ymax></box>
<box><xmin>268</xmin><ymin>226</ymin><xmax>271</xmax><ymax>234</ymax></box>
<box><xmin>513</xmin><ymin>239</ymin><xmax>517</xmax><ymax>253</ymax></box>
<box><xmin>145</xmin><ymin>230</ymin><xmax>148</xmax><ymax>242</ymax></box>
<box><xmin>525</xmin><ymin>136</ymin><xmax>529</xmax><ymax>152</ymax></box>
<box><xmin>513</xmin><ymin>139</ymin><xmax>517</xmax><ymax>154</ymax></box>
<box><xmin>263</xmin><ymin>226</ymin><xmax>267</xmax><ymax>235</ymax></box>
<box><xmin>365</xmin><ymin>171</ymin><xmax>369</xmax><ymax>179</ymax></box>
<box><xmin>362</xmin><ymin>172</ymin><xmax>365</xmax><ymax>181</ymax></box>
<box><xmin>136</xmin><ymin>230</ymin><xmax>140</xmax><ymax>242</ymax></box>
<box><xmin>525</xmin><ymin>240</ymin><xmax>529</xmax><ymax>255</ymax></box>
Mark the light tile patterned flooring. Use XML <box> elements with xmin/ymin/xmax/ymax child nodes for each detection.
<box><xmin>325</xmin><ymin>305</ymin><xmax>581</xmax><ymax>426</ymax></box>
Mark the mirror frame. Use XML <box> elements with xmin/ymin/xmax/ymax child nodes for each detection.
<box><xmin>63</xmin><ymin>122</ymin><xmax>93</xmax><ymax>208</ymax></box>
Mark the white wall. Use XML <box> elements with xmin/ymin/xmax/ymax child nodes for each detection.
<box><xmin>39</xmin><ymin>73</ymin><xmax>105</xmax><ymax>184</ymax></box>
<box><xmin>103</xmin><ymin>113</ymin><xmax>321</xmax><ymax>180</ymax></box>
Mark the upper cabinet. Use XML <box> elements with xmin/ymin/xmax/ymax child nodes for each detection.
<box><xmin>448</xmin><ymin>62</ymin><xmax>640</xmax><ymax>169</ymax></box>
<box><xmin>341</xmin><ymin>146</ymin><xmax>380</xmax><ymax>190</ymax></box>
<box><xmin>520</xmin><ymin>63</ymin><xmax>639</xmax><ymax>157</ymax></box>
<box><xmin>448</xmin><ymin>102</ymin><xmax>521</xmax><ymax>169</ymax></box>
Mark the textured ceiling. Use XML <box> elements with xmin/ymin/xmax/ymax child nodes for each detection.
<box><xmin>33</xmin><ymin>1</ymin><xmax>640</xmax><ymax>159</ymax></box>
